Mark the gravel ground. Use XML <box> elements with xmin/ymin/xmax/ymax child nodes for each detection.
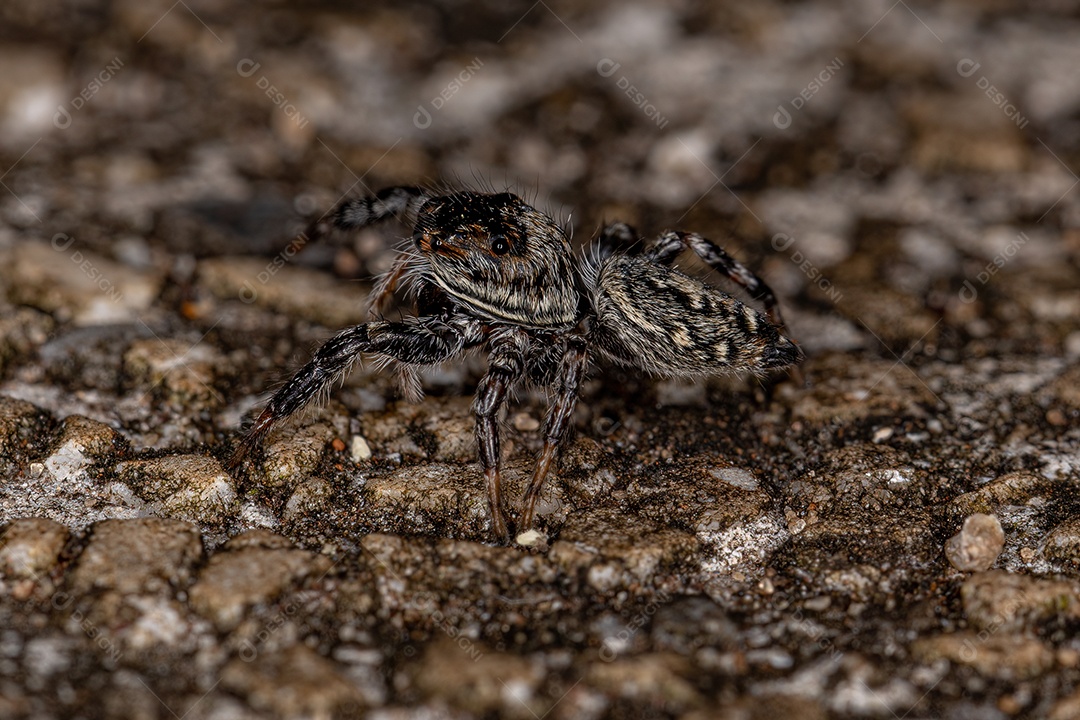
<box><xmin>1</xmin><ymin>1</ymin><xmax>1079</xmax><ymax>718</ymax></box>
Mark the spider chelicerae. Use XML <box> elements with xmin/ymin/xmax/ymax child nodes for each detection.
<box><xmin>230</xmin><ymin>186</ymin><xmax>803</xmax><ymax>543</ymax></box>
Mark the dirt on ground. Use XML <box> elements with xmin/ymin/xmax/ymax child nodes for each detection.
<box><xmin>1</xmin><ymin>1</ymin><xmax>1079</xmax><ymax>718</ymax></box>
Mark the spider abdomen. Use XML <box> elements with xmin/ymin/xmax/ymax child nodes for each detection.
<box><xmin>591</xmin><ymin>254</ymin><xmax>802</xmax><ymax>377</ymax></box>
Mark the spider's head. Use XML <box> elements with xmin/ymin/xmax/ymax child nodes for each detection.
<box><xmin>413</xmin><ymin>192</ymin><xmax>579</xmax><ymax>328</ymax></box>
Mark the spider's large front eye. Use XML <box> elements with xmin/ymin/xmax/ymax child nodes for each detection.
<box><xmin>490</xmin><ymin>234</ymin><xmax>510</xmax><ymax>256</ymax></box>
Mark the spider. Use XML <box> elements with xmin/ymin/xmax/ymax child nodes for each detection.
<box><xmin>230</xmin><ymin>186</ymin><xmax>803</xmax><ymax>543</ymax></box>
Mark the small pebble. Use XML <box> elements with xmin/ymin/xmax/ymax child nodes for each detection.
<box><xmin>945</xmin><ymin>513</ymin><xmax>1005</xmax><ymax>572</ymax></box>
<box><xmin>998</xmin><ymin>695</ymin><xmax>1022</xmax><ymax>715</ymax></box>
<box><xmin>350</xmin><ymin>435</ymin><xmax>372</xmax><ymax>462</ymax></box>
<box><xmin>511</xmin><ymin>412</ymin><xmax>540</xmax><ymax>432</ymax></box>
<box><xmin>710</xmin><ymin>467</ymin><xmax>759</xmax><ymax>491</ymax></box>
<box><xmin>515</xmin><ymin>529</ymin><xmax>544</xmax><ymax>547</ymax></box>
<box><xmin>1058</xmin><ymin>648</ymin><xmax>1080</xmax><ymax>668</ymax></box>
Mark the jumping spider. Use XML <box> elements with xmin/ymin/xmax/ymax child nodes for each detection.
<box><xmin>231</xmin><ymin>186</ymin><xmax>803</xmax><ymax>543</ymax></box>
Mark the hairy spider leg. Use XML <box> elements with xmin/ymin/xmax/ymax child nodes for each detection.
<box><xmin>289</xmin><ymin>186</ymin><xmax>432</xmax><ymax>316</ymax></box>
<box><xmin>229</xmin><ymin>320</ymin><xmax>466</xmax><ymax>468</ymax></box>
<box><xmin>473</xmin><ymin>330</ymin><xmax>531</xmax><ymax>542</ymax></box>
<box><xmin>335</xmin><ymin>186</ymin><xmax>429</xmax><ymax>315</ymax></box>
<box><xmin>367</xmin><ymin>254</ymin><xmax>412</xmax><ymax>319</ymax></box>
<box><xmin>520</xmin><ymin>336</ymin><xmax>588</xmax><ymax>533</ymax></box>
<box><xmin>292</xmin><ymin>185</ymin><xmax>430</xmax><ymax>250</ymax></box>
<box><xmin>593</xmin><ymin>221</ymin><xmax>639</xmax><ymax>263</ymax></box>
<box><xmin>645</xmin><ymin>230</ymin><xmax>789</xmax><ymax>331</ymax></box>
<box><xmin>327</xmin><ymin>185</ymin><xmax>429</xmax><ymax>233</ymax></box>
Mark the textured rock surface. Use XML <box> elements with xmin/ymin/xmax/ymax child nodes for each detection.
<box><xmin>188</xmin><ymin>530</ymin><xmax>332</xmax><ymax>631</ymax></box>
<box><xmin>66</xmin><ymin>517</ymin><xmax>204</xmax><ymax>596</ymax></box>
<box><xmin>1</xmin><ymin>0</ymin><xmax>1079</xmax><ymax>718</ymax></box>
<box><xmin>0</xmin><ymin>518</ymin><xmax>70</xmax><ymax>600</ymax></box>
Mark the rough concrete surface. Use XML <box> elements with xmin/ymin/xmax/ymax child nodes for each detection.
<box><xmin>1</xmin><ymin>0</ymin><xmax>1079</xmax><ymax>718</ymax></box>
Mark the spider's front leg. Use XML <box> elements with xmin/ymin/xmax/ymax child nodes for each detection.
<box><xmin>230</xmin><ymin>318</ymin><xmax>467</xmax><ymax>467</ymax></box>
<box><xmin>300</xmin><ymin>185</ymin><xmax>429</xmax><ymax>249</ymax></box>
<box><xmin>473</xmin><ymin>330</ymin><xmax>530</xmax><ymax>542</ymax></box>
<box><xmin>520</xmin><ymin>337</ymin><xmax>588</xmax><ymax>534</ymax></box>
<box><xmin>292</xmin><ymin>186</ymin><xmax>430</xmax><ymax>318</ymax></box>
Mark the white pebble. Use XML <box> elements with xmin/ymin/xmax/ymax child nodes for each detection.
<box><xmin>350</xmin><ymin>435</ymin><xmax>372</xmax><ymax>462</ymax></box>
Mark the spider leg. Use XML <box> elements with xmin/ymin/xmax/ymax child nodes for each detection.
<box><xmin>333</xmin><ymin>186</ymin><xmax>428</xmax><ymax>228</ymax></box>
<box><xmin>303</xmin><ymin>185</ymin><xmax>429</xmax><ymax>242</ymax></box>
<box><xmin>594</xmin><ymin>221</ymin><xmax>640</xmax><ymax>263</ymax></box>
<box><xmin>335</xmin><ymin>187</ymin><xmax>432</xmax><ymax>317</ymax></box>
<box><xmin>473</xmin><ymin>331</ymin><xmax>529</xmax><ymax>543</ymax></box>
<box><xmin>289</xmin><ymin>186</ymin><xmax>431</xmax><ymax>312</ymax></box>
<box><xmin>520</xmin><ymin>337</ymin><xmax>588</xmax><ymax>534</ymax></box>
<box><xmin>277</xmin><ymin>186</ymin><xmax>431</xmax><ymax>270</ymax></box>
<box><xmin>230</xmin><ymin>318</ymin><xmax>466</xmax><ymax>467</ymax></box>
<box><xmin>366</xmin><ymin>252</ymin><xmax>412</xmax><ymax>319</ymax></box>
<box><xmin>646</xmin><ymin>231</ymin><xmax>789</xmax><ymax>330</ymax></box>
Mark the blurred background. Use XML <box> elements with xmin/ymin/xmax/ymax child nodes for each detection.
<box><xmin>2</xmin><ymin>2</ymin><xmax>1080</xmax><ymax>718</ymax></box>
<box><xmin>1</xmin><ymin>0</ymin><xmax>1078</xmax><ymax>364</ymax></box>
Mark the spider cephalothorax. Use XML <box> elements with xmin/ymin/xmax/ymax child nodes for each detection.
<box><xmin>414</xmin><ymin>191</ymin><xmax>579</xmax><ymax>328</ymax></box>
<box><xmin>231</xmin><ymin>186</ymin><xmax>803</xmax><ymax>543</ymax></box>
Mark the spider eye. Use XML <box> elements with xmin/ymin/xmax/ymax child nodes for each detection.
<box><xmin>490</xmin><ymin>234</ymin><xmax>510</xmax><ymax>256</ymax></box>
